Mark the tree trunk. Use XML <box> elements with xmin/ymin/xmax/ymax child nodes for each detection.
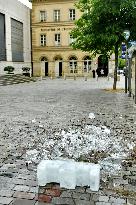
<box><xmin>113</xmin><ymin>43</ymin><xmax>118</xmax><ymax>90</ymax></box>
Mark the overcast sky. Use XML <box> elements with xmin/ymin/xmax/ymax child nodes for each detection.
<box><xmin>18</xmin><ymin>0</ymin><xmax>32</xmax><ymax>8</ymax></box>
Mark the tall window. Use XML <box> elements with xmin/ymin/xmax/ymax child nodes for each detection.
<box><xmin>0</xmin><ymin>13</ymin><xmax>6</xmax><ymax>61</ymax></box>
<box><xmin>54</xmin><ymin>10</ymin><xmax>60</xmax><ymax>22</ymax></box>
<box><xmin>83</xmin><ymin>56</ymin><xmax>91</xmax><ymax>72</ymax></box>
<box><xmin>40</xmin><ymin>11</ymin><xmax>47</xmax><ymax>22</ymax></box>
<box><xmin>11</xmin><ymin>18</ymin><xmax>23</xmax><ymax>62</ymax></box>
<box><xmin>69</xmin><ymin>9</ymin><xmax>75</xmax><ymax>21</ymax></box>
<box><xmin>55</xmin><ymin>34</ymin><xmax>60</xmax><ymax>46</ymax></box>
<box><xmin>69</xmin><ymin>56</ymin><xmax>77</xmax><ymax>73</ymax></box>
<box><xmin>40</xmin><ymin>34</ymin><xmax>46</xmax><ymax>46</ymax></box>
<box><xmin>69</xmin><ymin>34</ymin><xmax>75</xmax><ymax>45</ymax></box>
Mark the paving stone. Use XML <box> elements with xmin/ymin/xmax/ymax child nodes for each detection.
<box><xmin>0</xmin><ymin>190</ymin><xmax>14</xmax><ymax>197</ymax></box>
<box><xmin>25</xmin><ymin>180</ymin><xmax>37</xmax><ymax>187</ymax></box>
<box><xmin>72</xmin><ymin>192</ymin><xmax>90</xmax><ymax>201</ymax></box>
<box><xmin>0</xmin><ymin>197</ymin><xmax>13</xmax><ymax>204</ymax></box>
<box><xmin>99</xmin><ymin>195</ymin><xmax>109</xmax><ymax>202</ymax></box>
<box><xmin>35</xmin><ymin>202</ymin><xmax>53</xmax><ymax>205</ymax></box>
<box><xmin>13</xmin><ymin>185</ymin><xmax>30</xmax><ymax>192</ymax></box>
<box><xmin>13</xmin><ymin>192</ymin><xmax>35</xmax><ymax>200</ymax></box>
<box><xmin>91</xmin><ymin>194</ymin><xmax>99</xmax><ymax>201</ymax></box>
<box><xmin>12</xmin><ymin>199</ymin><xmax>35</xmax><ymax>205</ymax></box>
<box><xmin>109</xmin><ymin>197</ymin><xmax>126</xmax><ymax>204</ymax></box>
<box><xmin>74</xmin><ymin>199</ymin><xmax>95</xmax><ymax>205</ymax></box>
<box><xmin>60</xmin><ymin>190</ymin><xmax>72</xmax><ymax>198</ymax></box>
<box><xmin>12</xmin><ymin>178</ymin><xmax>26</xmax><ymax>185</ymax></box>
<box><xmin>75</xmin><ymin>187</ymin><xmax>86</xmax><ymax>193</ymax></box>
<box><xmin>29</xmin><ymin>187</ymin><xmax>38</xmax><ymax>193</ymax></box>
<box><xmin>96</xmin><ymin>202</ymin><xmax>111</xmax><ymax>205</ymax></box>
<box><xmin>52</xmin><ymin>197</ymin><xmax>75</xmax><ymax>204</ymax></box>
<box><xmin>38</xmin><ymin>194</ymin><xmax>52</xmax><ymax>203</ymax></box>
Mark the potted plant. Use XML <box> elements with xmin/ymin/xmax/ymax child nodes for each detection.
<box><xmin>22</xmin><ymin>67</ymin><xmax>31</xmax><ymax>77</ymax></box>
<box><xmin>4</xmin><ymin>66</ymin><xmax>14</xmax><ymax>74</ymax></box>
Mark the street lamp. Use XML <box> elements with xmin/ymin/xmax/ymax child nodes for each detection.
<box><xmin>123</xmin><ymin>30</ymin><xmax>130</xmax><ymax>94</ymax></box>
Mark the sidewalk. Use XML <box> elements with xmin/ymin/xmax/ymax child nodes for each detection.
<box><xmin>0</xmin><ymin>77</ymin><xmax>135</xmax><ymax>205</ymax></box>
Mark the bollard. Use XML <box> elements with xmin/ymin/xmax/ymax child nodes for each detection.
<box><xmin>74</xmin><ymin>75</ymin><xmax>76</xmax><ymax>80</ymax></box>
<box><xmin>96</xmin><ymin>75</ymin><xmax>98</xmax><ymax>81</ymax></box>
<box><xmin>64</xmin><ymin>75</ymin><xmax>66</xmax><ymax>80</ymax></box>
<box><xmin>85</xmin><ymin>76</ymin><xmax>87</xmax><ymax>81</ymax></box>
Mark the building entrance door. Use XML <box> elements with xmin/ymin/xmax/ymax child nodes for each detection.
<box><xmin>59</xmin><ymin>62</ymin><xmax>62</xmax><ymax>76</ymax></box>
<box><xmin>55</xmin><ymin>61</ymin><xmax>59</xmax><ymax>77</ymax></box>
<box><xmin>41</xmin><ymin>57</ymin><xmax>48</xmax><ymax>76</ymax></box>
<box><xmin>55</xmin><ymin>60</ymin><xmax>62</xmax><ymax>77</ymax></box>
<box><xmin>45</xmin><ymin>62</ymin><xmax>48</xmax><ymax>76</ymax></box>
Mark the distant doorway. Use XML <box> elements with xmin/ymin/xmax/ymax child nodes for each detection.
<box><xmin>59</xmin><ymin>62</ymin><xmax>62</xmax><ymax>76</ymax></box>
<box><xmin>54</xmin><ymin>56</ymin><xmax>63</xmax><ymax>77</ymax></box>
<box><xmin>41</xmin><ymin>57</ymin><xmax>48</xmax><ymax>76</ymax></box>
<box><xmin>45</xmin><ymin>62</ymin><xmax>48</xmax><ymax>76</ymax></box>
<box><xmin>97</xmin><ymin>55</ymin><xmax>108</xmax><ymax>77</ymax></box>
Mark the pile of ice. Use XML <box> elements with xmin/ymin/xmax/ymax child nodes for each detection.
<box><xmin>39</xmin><ymin>125</ymin><xmax>111</xmax><ymax>160</ymax></box>
<box><xmin>37</xmin><ymin>159</ymin><xmax>100</xmax><ymax>191</ymax></box>
<box><xmin>26</xmin><ymin>117</ymin><xmax>134</xmax><ymax>174</ymax></box>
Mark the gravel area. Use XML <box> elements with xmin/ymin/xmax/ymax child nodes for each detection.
<box><xmin>0</xmin><ymin>76</ymin><xmax>135</xmax><ymax>205</ymax></box>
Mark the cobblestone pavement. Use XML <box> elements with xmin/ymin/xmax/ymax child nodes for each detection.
<box><xmin>0</xmin><ymin>74</ymin><xmax>36</xmax><ymax>86</ymax></box>
<box><xmin>0</xmin><ymin>76</ymin><xmax>136</xmax><ymax>205</ymax></box>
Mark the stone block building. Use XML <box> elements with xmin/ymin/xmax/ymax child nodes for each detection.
<box><xmin>32</xmin><ymin>0</ymin><xmax>114</xmax><ymax>77</ymax></box>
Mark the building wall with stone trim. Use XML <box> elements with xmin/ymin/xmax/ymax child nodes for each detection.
<box><xmin>32</xmin><ymin>0</ymin><xmax>114</xmax><ymax>77</ymax></box>
<box><xmin>0</xmin><ymin>0</ymin><xmax>31</xmax><ymax>74</ymax></box>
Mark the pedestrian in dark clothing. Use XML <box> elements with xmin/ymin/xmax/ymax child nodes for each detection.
<box><xmin>92</xmin><ymin>69</ymin><xmax>96</xmax><ymax>78</ymax></box>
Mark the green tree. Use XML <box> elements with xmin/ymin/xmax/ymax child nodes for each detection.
<box><xmin>71</xmin><ymin>0</ymin><xmax>136</xmax><ymax>89</ymax></box>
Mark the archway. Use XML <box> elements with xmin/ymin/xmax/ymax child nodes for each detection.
<box><xmin>41</xmin><ymin>56</ymin><xmax>48</xmax><ymax>76</ymax></box>
<box><xmin>97</xmin><ymin>55</ymin><xmax>108</xmax><ymax>77</ymax></box>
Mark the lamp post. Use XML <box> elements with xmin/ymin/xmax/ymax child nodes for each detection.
<box><xmin>123</xmin><ymin>30</ymin><xmax>130</xmax><ymax>93</ymax></box>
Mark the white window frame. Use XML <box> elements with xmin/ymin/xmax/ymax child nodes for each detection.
<box><xmin>40</xmin><ymin>11</ymin><xmax>47</xmax><ymax>22</ymax></box>
<box><xmin>54</xmin><ymin>10</ymin><xmax>60</xmax><ymax>22</ymax></box>
<box><xmin>55</xmin><ymin>33</ymin><xmax>61</xmax><ymax>46</ymax></box>
<box><xmin>83</xmin><ymin>57</ymin><xmax>91</xmax><ymax>72</ymax></box>
<box><xmin>69</xmin><ymin>9</ymin><xmax>75</xmax><ymax>21</ymax></box>
<box><xmin>69</xmin><ymin>57</ymin><xmax>77</xmax><ymax>73</ymax></box>
<box><xmin>40</xmin><ymin>34</ymin><xmax>46</xmax><ymax>46</ymax></box>
<box><xmin>69</xmin><ymin>34</ymin><xmax>75</xmax><ymax>45</ymax></box>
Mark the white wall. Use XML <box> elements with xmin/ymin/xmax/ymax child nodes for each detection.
<box><xmin>0</xmin><ymin>0</ymin><xmax>31</xmax><ymax>74</ymax></box>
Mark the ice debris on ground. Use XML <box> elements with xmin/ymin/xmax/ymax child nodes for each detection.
<box><xmin>26</xmin><ymin>149</ymin><xmax>39</xmax><ymax>164</ymax></box>
<box><xmin>88</xmin><ymin>113</ymin><xmax>95</xmax><ymax>119</ymax></box>
<box><xmin>37</xmin><ymin>159</ymin><xmax>100</xmax><ymax>191</ymax></box>
<box><xmin>24</xmin><ymin>121</ymin><xmax>134</xmax><ymax>174</ymax></box>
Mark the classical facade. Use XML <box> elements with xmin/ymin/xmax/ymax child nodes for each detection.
<box><xmin>32</xmin><ymin>0</ymin><xmax>114</xmax><ymax>77</ymax></box>
<box><xmin>0</xmin><ymin>0</ymin><xmax>31</xmax><ymax>74</ymax></box>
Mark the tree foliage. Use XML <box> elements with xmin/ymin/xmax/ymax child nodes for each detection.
<box><xmin>71</xmin><ymin>0</ymin><xmax>136</xmax><ymax>88</ymax></box>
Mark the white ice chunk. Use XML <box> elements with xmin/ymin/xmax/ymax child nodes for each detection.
<box><xmin>89</xmin><ymin>164</ymin><xmax>101</xmax><ymax>191</ymax></box>
<box><xmin>59</xmin><ymin>161</ymin><xmax>76</xmax><ymax>189</ymax></box>
<box><xmin>37</xmin><ymin>160</ymin><xmax>100</xmax><ymax>191</ymax></box>
<box><xmin>88</xmin><ymin>113</ymin><xmax>95</xmax><ymax>119</ymax></box>
<box><xmin>76</xmin><ymin>162</ymin><xmax>90</xmax><ymax>187</ymax></box>
<box><xmin>37</xmin><ymin>160</ymin><xmax>63</xmax><ymax>186</ymax></box>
